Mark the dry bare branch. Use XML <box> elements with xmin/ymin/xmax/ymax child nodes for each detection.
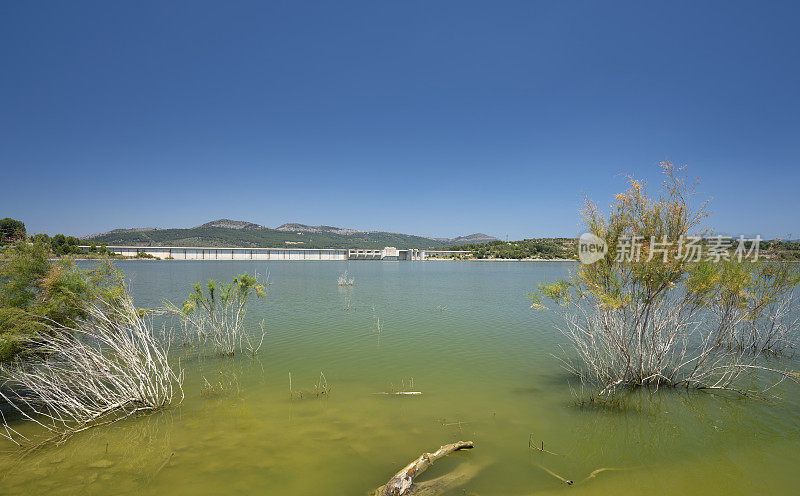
<box><xmin>373</xmin><ymin>440</ymin><xmax>475</xmax><ymax>496</ymax></box>
<box><xmin>0</xmin><ymin>293</ymin><xmax>183</xmax><ymax>446</ymax></box>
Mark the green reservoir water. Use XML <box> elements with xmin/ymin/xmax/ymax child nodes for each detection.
<box><xmin>2</xmin><ymin>260</ymin><xmax>799</xmax><ymax>495</ymax></box>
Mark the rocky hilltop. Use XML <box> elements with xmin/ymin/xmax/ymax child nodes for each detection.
<box><xmin>83</xmin><ymin>219</ymin><xmax>499</xmax><ymax>250</ymax></box>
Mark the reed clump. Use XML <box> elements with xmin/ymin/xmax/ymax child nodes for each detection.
<box><xmin>390</xmin><ymin>377</ymin><xmax>416</xmax><ymax>394</ymax></box>
<box><xmin>337</xmin><ymin>270</ymin><xmax>354</xmax><ymax>286</ymax></box>
<box><xmin>288</xmin><ymin>371</ymin><xmax>331</xmax><ymax>400</ymax></box>
<box><xmin>200</xmin><ymin>369</ymin><xmax>240</xmax><ymax>399</ymax></box>
<box><xmin>374</xmin><ymin>378</ymin><xmax>422</xmax><ymax>396</ymax></box>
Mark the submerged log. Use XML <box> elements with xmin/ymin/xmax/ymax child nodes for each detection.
<box><xmin>404</xmin><ymin>460</ymin><xmax>485</xmax><ymax>495</ymax></box>
<box><xmin>374</xmin><ymin>441</ymin><xmax>475</xmax><ymax>496</ymax></box>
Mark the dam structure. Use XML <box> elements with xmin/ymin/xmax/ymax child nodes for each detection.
<box><xmin>79</xmin><ymin>245</ymin><xmax>471</xmax><ymax>261</ymax></box>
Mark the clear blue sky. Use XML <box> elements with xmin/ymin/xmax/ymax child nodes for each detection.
<box><xmin>1</xmin><ymin>1</ymin><xmax>798</xmax><ymax>240</ymax></box>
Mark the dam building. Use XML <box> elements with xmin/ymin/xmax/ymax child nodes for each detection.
<box><xmin>80</xmin><ymin>246</ymin><xmax>471</xmax><ymax>261</ymax></box>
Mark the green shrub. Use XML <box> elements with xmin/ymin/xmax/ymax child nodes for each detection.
<box><xmin>0</xmin><ymin>333</ymin><xmax>21</xmax><ymax>362</ymax></box>
<box><xmin>0</xmin><ymin>218</ymin><xmax>26</xmax><ymax>245</ymax></box>
<box><xmin>0</xmin><ymin>240</ymin><xmax>127</xmax><ymax>361</ymax></box>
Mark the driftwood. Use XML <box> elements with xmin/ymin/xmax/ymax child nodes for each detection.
<box><xmin>579</xmin><ymin>467</ymin><xmax>626</xmax><ymax>484</ymax></box>
<box><xmin>536</xmin><ymin>463</ymin><xmax>628</xmax><ymax>486</ymax></box>
<box><xmin>372</xmin><ymin>392</ymin><xmax>423</xmax><ymax>396</ymax></box>
<box><xmin>403</xmin><ymin>461</ymin><xmax>485</xmax><ymax>495</ymax></box>
<box><xmin>374</xmin><ymin>441</ymin><xmax>475</xmax><ymax>496</ymax></box>
<box><xmin>528</xmin><ymin>434</ymin><xmax>559</xmax><ymax>456</ymax></box>
<box><xmin>537</xmin><ymin>464</ymin><xmax>573</xmax><ymax>485</ymax></box>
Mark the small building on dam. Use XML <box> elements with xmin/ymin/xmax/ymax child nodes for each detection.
<box><xmin>80</xmin><ymin>246</ymin><xmax>471</xmax><ymax>261</ymax></box>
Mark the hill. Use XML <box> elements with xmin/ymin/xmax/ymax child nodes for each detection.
<box><xmin>449</xmin><ymin>233</ymin><xmax>498</xmax><ymax>244</ymax></box>
<box><xmin>195</xmin><ymin>219</ymin><xmax>264</xmax><ymax>230</ymax></box>
<box><xmin>83</xmin><ymin>219</ymin><xmax>499</xmax><ymax>250</ymax></box>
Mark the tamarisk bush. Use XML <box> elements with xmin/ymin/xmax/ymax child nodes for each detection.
<box><xmin>0</xmin><ymin>292</ymin><xmax>183</xmax><ymax>446</ymax></box>
<box><xmin>167</xmin><ymin>274</ymin><xmax>266</xmax><ymax>356</ymax></box>
<box><xmin>531</xmin><ymin>161</ymin><xmax>800</xmax><ymax>396</ymax></box>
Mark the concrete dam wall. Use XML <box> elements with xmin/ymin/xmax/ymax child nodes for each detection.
<box><xmin>80</xmin><ymin>246</ymin><xmax>471</xmax><ymax>261</ymax></box>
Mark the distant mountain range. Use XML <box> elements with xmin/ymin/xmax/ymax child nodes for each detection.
<box><xmin>83</xmin><ymin>219</ymin><xmax>500</xmax><ymax>250</ymax></box>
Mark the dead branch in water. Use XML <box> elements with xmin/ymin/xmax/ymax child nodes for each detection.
<box><xmin>579</xmin><ymin>467</ymin><xmax>627</xmax><ymax>484</ymax></box>
<box><xmin>374</xmin><ymin>378</ymin><xmax>420</xmax><ymax>396</ymax></box>
<box><xmin>372</xmin><ymin>392</ymin><xmax>423</xmax><ymax>396</ymax></box>
<box><xmin>440</xmin><ymin>420</ymin><xmax>470</xmax><ymax>427</ymax></box>
<box><xmin>537</xmin><ymin>464</ymin><xmax>573</xmax><ymax>485</ymax></box>
<box><xmin>373</xmin><ymin>440</ymin><xmax>475</xmax><ymax>496</ymax></box>
<box><xmin>528</xmin><ymin>434</ymin><xmax>559</xmax><ymax>456</ymax></box>
<box><xmin>399</xmin><ymin>461</ymin><xmax>485</xmax><ymax>496</ymax></box>
<box><xmin>536</xmin><ymin>463</ymin><xmax>629</xmax><ymax>487</ymax></box>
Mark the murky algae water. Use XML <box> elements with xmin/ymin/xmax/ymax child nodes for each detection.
<box><xmin>2</xmin><ymin>261</ymin><xmax>799</xmax><ymax>495</ymax></box>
